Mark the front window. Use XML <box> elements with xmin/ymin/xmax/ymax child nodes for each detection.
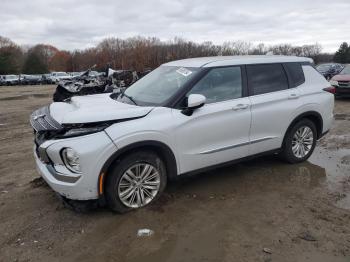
<box><xmin>187</xmin><ymin>66</ymin><xmax>242</xmax><ymax>103</ymax></box>
<box><xmin>120</xmin><ymin>66</ymin><xmax>200</xmax><ymax>106</ymax></box>
<box><xmin>340</xmin><ymin>65</ymin><xmax>350</xmax><ymax>75</ymax></box>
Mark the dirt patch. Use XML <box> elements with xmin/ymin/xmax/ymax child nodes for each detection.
<box><xmin>0</xmin><ymin>93</ymin><xmax>51</xmax><ymax>101</ymax></box>
<box><xmin>0</xmin><ymin>86</ymin><xmax>349</xmax><ymax>262</ymax></box>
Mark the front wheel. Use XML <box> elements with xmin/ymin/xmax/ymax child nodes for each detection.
<box><xmin>105</xmin><ymin>150</ymin><xmax>167</xmax><ymax>213</ymax></box>
<box><xmin>281</xmin><ymin>119</ymin><xmax>317</xmax><ymax>163</ymax></box>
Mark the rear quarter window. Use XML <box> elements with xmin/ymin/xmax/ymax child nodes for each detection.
<box><xmin>284</xmin><ymin>62</ymin><xmax>305</xmax><ymax>88</ymax></box>
<box><xmin>247</xmin><ymin>63</ymin><xmax>289</xmax><ymax>95</ymax></box>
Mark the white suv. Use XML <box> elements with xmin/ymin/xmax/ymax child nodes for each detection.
<box><xmin>31</xmin><ymin>56</ymin><xmax>334</xmax><ymax>213</ymax></box>
<box><xmin>48</xmin><ymin>72</ymin><xmax>72</xmax><ymax>83</ymax></box>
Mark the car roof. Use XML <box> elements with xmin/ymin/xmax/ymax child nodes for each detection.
<box><xmin>163</xmin><ymin>55</ymin><xmax>313</xmax><ymax>68</ymax></box>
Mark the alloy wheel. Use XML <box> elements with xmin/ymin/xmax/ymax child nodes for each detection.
<box><xmin>291</xmin><ymin>126</ymin><xmax>314</xmax><ymax>158</ymax></box>
<box><xmin>117</xmin><ymin>163</ymin><xmax>161</xmax><ymax>208</ymax></box>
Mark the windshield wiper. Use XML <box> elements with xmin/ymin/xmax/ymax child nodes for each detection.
<box><xmin>120</xmin><ymin>89</ymin><xmax>138</xmax><ymax>105</ymax></box>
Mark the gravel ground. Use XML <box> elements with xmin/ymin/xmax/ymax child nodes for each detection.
<box><xmin>0</xmin><ymin>85</ymin><xmax>349</xmax><ymax>262</ymax></box>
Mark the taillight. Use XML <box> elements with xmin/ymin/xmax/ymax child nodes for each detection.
<box><xmin>323</xmin><ymin>86</ymin><xmax>336</xmax><ymax>94</ymax></box>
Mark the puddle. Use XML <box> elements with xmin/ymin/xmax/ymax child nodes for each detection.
<box><xmin>164</xmin><ymin>146</ymin><xmax>350</xmax><ymax>210</ymax></box>
<box><xmin>167</xmin><ymin>155</ymin><xmax>327</xmax><ymax>198</ymax></box>
<box><xmin>309</xmin><ymin>147</ymin><xmax>350</xmax><ymax>210</ymax></box>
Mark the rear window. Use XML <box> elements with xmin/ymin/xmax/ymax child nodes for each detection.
<box><xmin>247</xmin><ymin>63</ymin><xmax>289</xmax><ymax>95</ymax></box>
<box><xmin>284</xmin><ymin>63</ymin><xmax>305</xmax><ymax>88</ymax></box>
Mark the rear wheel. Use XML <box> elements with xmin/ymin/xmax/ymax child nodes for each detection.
<box><xmin>281</xmin><ymin>119</ymin><xmax>317</xmax><ymax>163</ymax></box>
<box><xmin>105</xmin><ymin>150</ymin><xmax>167</xmax><ymax>213</ymax></box>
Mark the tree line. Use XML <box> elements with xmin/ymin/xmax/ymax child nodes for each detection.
<box><xmin>0</xmin><ymin>35</ymin><xmax>349</xmax><ymax>75</ymax></box>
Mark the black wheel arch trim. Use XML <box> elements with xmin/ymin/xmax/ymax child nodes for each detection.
<box><xmin>98</xmin><ymin>140</ymin><xmax>178</xmax><ymax>200</ymax></box>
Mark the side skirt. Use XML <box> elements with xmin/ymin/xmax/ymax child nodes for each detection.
<box><xmin>179</xmin><ymin>148</ymin><xmax>281</xmax><ymax>178</ymax></box>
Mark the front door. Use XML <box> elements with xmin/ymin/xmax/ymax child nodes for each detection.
<box><xmin>172</xmin><ymin>66</ymin><xmax>252</xmax><ymax>174</ymax></box>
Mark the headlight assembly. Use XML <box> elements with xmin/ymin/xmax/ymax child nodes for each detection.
<box><xmin>61</xmin><ymin>148</ymin><xmax>82</xmax><ymax>173</ymax></box>
<box><xmin>61</xmin><ymin>125</ymin><xmax>107</xmax><ymax>138</ymax></box>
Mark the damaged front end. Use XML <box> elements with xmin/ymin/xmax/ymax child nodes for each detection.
<box><xmin>30</xmin><ymin>106</ymin><xmax>110</xmax><ymax>153</ymax></box>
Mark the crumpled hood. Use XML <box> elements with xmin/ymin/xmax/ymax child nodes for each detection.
<box><xmin>49</xmin><ymin>93</ymin><xmax>153</xmax><ymax>124</ymax></box>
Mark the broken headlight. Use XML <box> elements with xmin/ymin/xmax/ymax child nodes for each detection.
<box><xmin>61</xmin><ymin>148</ymin><xmax>81</xmax><ymax>173</ymax></box>
<box><xmin>61</xmin><ymin>125</ymin><xmax>107</xmax><ymax>138</ymax></box>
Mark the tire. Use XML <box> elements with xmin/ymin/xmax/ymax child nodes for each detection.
<box><xmin>281</xmin><ymin>119</ymin><xmax>317</xmax><ymax>164</ymax></box>
<box><xmin>105</xmin><ymin>150</ymin><xmax>167</xmax><ymax>213</ymax></box>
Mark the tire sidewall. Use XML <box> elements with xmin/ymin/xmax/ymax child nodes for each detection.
<box><xmin>283</xmin><ymin>119</ymin><xmax>317</xmax><ymax>163</ymax></box>
<box><xmin>105</xmin><ymin>150</ymin><xmax>167</xmax><ymax>213</ymax></box>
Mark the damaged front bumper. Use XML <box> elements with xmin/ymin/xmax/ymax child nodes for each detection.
<box><xmin>30</xmin><ymin>106</ymin><xmax>118</xmax><ymax>200</ymax></box>
<box><xmin>34</xmin><ymin>146</ymin><xmax>83</xmax><ymax>199</ymax></box>
<box><xmin>33</xmin><ymin>131</ymin><xmax>118</xmax><ymax>200</ymax></box>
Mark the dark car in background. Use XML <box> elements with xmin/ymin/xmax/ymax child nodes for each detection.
<box><xmin>41</xmin><ymin>74</ymin><xmax>53</xmax><ymax>84</ymax></box>
<box><xmin>330</xmin><ymin>64</ymin><xmax>350</xmax><ymax>97</ymax></box>
<box><xmin>21</xmin><ymin>74</ymin><xmax>43</xmax><ymax>85</ymax></box>
<box><xmin>316</xmin><ymin>63</ymin><xmax>344</xmax><ymax>80</ymax></box>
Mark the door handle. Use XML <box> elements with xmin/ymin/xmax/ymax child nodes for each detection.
<box><xmin>288</xmin><ymin>93</ymin><xmax>299</xmax><ymax>99</ymax></box>
<box><xmin>232</xmin><ymin>104</ymin><xmax>249</xmax><ymax>111</ymax></box>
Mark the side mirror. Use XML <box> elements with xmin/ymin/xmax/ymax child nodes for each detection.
<box><xmin>181</xmin><ymin>94</ymin><xmax>206</xmax><ymax>116</ymax></box>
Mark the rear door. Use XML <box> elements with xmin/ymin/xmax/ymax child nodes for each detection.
<box><xmin>247</xmin><ymin>63</ymin><xmax>302</xmax><ymax>155</ymax></box>
<box><xmin>172</xmin><ymin>66</ymin><xmax>251</xmax><ymax>174</ymax></box>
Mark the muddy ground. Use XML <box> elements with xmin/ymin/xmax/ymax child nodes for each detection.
<box><xmin>0</xmin><ymin>85</ymin><xmax>349</xmax><ymax>262</ymax></box>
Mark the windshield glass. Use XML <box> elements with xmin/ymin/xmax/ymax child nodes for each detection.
<box><xmin>340</xmin><ymin>65</ymin><xmax>350</xmax><ymax>75</ymax></box>
<box><xmin>121</xmin><ymin>66</ymin><xmax>200</xmax><ymax>106</ymax></box>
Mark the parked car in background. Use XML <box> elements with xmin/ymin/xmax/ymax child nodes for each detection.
<box><xmin>329</xmin><ymin>64</ymin><xmax>350</xmax><ymax>97</ymax></box>
<box><xmin>41</xmin><ymin>74</ymin><xmax>52</xmax><ymax>84</ymax></box>
<box><xmin>19</xmin><ymin>74</ymin><xmax>28</xmax><ymax>84</ymax></box>
<box><xmin>69</xmin><ymin>72</ymin><xmax>83</xmax><ymax>78</ymax></box>
<box><xmin>21</xmin><ymin>74</ymin><xmax>43</xmax><ymax>85</ymax></box>
<box><xmin>30</xmin><ymin>55</ymin><xmax>334</xmax><ymax>213</ymax></box>
<box><xmin>316</xmin><ymin>63</ymin><xmax>344</xmax><ymax>80</ymax></box>
<box><xmin>2</xmin><ymin>75</ymin><xmax>19</xmax><ymax>85</ymax></box>
<box><xmin>48</xmin><ymin>72</ymin><xmax>72</xmax><ymax>84</ymax></box>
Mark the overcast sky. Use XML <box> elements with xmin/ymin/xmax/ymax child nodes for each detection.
<box><xmin>1</xmin><ymin>0</ymin><xmax>349</xmax><ymax>52</ymax></box>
